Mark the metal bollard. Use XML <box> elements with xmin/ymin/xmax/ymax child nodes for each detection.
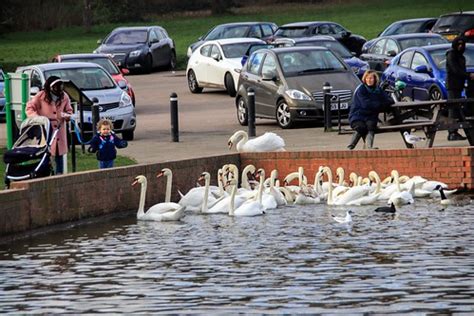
<box><xmin>323</xmin><ymin>82</ymin><xmax>332</xmax><ymax>132</ymax></box>
<box><xmin>91</xmin><ymin>99</ymin><xmax>100</xmax><ymax>136</ymax></box>
<box><xmin>170</xmin><ymin>92</ymin><xmax>179</xmax><ymax>142</ymax></box>
<box><xmin>247</xmin><ymin>88</ymin><xmax>256</xmax><ymax>137</ymax></box>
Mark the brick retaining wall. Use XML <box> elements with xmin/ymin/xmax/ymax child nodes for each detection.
<box><xmin>1</xmin><ymin>148</ymin><xmax>473</xmax><ymax>237</ymax></box>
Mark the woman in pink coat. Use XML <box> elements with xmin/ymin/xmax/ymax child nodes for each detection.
<box><xmin>26</xmin><ymin>76</ymin><xmax>73</xmax><ymax>174</ymax></box>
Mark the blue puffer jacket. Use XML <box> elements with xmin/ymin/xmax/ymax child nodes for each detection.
<box><xmin>349</xmin><ymin>84</ymin><xmax>394</xmax><ymax>124</ymax></box>
<box><xmin>88</xmin><ymin>132</ymin><xmax>128</xmax><ymax>161</ymax></box>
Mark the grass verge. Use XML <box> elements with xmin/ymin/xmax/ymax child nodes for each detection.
<box><xmin>0</xmin><ymin>147</ymin><xmax>137</xmax><ymax>187</ymax></box>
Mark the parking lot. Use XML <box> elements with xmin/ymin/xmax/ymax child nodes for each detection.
<box><xmin>0</xmin><ymin>70</ymin><xmax>463</xmax><ymax>164</ymax></box>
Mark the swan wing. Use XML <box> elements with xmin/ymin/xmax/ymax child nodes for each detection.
<box><xmin>234</xmin><ymin>201</ymin><xmax>264</xmax><ymax>217</ymax></box>
<box><xmin>157</xmin><ymin>205</ymin><xmax>186</xmax><ymax>221</ymax></box>
<box><xmin>244</xmin><ymin>132</ymin><xmax>285</xmax><ymax>152</ymax></box>
<box><xmin>147</xmin><ymin>202</ymin><xmax>182</xmax><ymax>214</ymax></box>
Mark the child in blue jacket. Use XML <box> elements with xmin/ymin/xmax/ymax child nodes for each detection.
<box><xmin>88</xmin><ymin>119</ymin><xmax>128</xmax><ymax>169</ymax></box>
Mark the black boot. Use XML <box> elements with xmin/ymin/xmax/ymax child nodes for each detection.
<box><xmin>347</xmin><ymin>132</ymin><xmax>362</xmax><ymax>150</ymax></box>
<box><xmin>366</xmin><ymin>131</ymin><xmax>378</xmax><ymax>149</ymax></box>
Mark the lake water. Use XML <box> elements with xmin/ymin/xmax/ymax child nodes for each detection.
<box><xmin>1</xmin><ymin>200</ymin><xmax>473</xmax><ymax>314</ymax></box>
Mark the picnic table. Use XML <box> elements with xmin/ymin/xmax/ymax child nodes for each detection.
<box><xmin>376</xmin><ymin>98</ymin><xmax>474</xmax><ymax>148</ymax></box>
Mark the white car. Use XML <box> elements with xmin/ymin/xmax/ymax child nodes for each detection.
<box><xmin>186</xmin><ymin>38</ymin><xmax>265</xmax><ymax>97</ymax></box>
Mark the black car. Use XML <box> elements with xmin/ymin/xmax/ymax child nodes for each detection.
<box><xmin>271</xmin><ymin>21</ymin><xmax>367</xmax><ymax>56</ymax></box>
<box><xmin>363</xmin><ymin>17</ymin><xmax>438</xmax><ymax>52</ymax></box>
<box><xmin>94</xmin><ymin>26</ymin><xmax>176</xmax><ymax>73</ymax></box>
<box><xmin>187</xmin><ymin>22</ymin><xmax>277</xmax><ymax>57</ymax></box>
<box><xmin>359</xmin><ymin>33</ymin><xmax>448</xmax><ymax>73</ymax></box>
<box><xmin>431</xmin><ymin>11</ymin><xmax>474</xmax><ymax>43</ymax></box>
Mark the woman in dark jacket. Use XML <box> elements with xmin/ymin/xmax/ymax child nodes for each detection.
<box><xmin>347</xmin><ymin>70</ymin><xmax>394</xmax><ymax>149</ymax></box>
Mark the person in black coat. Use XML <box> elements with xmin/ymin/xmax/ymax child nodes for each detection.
<box><xmin>88</xmin><ymin>119</ymin><xmax>128</xmax><ymax>169</ymax></box>
<box><xmin>347</xmin><ymin>70</ymin><xmax>394</xmax><ymax>150</ymax></box>
<box><xmin>446</xmin><ymin>36</ymin><xmax>474</xmax><ymax>141</ymax></box>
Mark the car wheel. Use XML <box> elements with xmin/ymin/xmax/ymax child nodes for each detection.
<box><xmin>276</xmin><ymin>100</ymin><xmax>294</xmax><ymax>129</ymax></box>
<box><xmin>122</xmin><ymin>130</ymin><xmax>134</xmax><ymax>141</ymax></box>
<box><xmin>236</xmin><ymin>97</ymin><xmax>248</xmax><ymax>126</ymax></box>
<box><xmin>187</xmin><ymin>70</ymin><xmax>203</xmax><ymax>93</ymax></box>
<box><xmin>169</xmin><ymin>50</ymin><xmax>177</xmax><ymax>70</ymax></box>
<box><xmin>429</xmin><ymin>86</ymin><xmax>442</xmax><ymax>101</ymax></box>
<box><xmin>225</xmin><ymin>73</ymin><xmax>236</xmax><ymax>97</ymax></box>
<box><xmin>144</xmin><ymin>54</ymin><xmax>153</xmax><ymax>74</ymax></box>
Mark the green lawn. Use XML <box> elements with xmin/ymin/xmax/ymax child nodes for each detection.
<box><xmin>0</xmin><ymin>147</ymin><xmax>137</xmax><ymax>186</ymax></box>
<box><xmin>0</xmin><ymin>0</ymin><xmax>471</xmax><ymax>72</ymax></box>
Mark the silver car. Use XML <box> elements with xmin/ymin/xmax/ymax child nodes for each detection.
<box><xmin>16</xmin><ymin>62</ymin><xmax>136</xmax><ymax>140</ymax></box>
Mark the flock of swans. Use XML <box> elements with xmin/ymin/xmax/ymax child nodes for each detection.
<box><xmin>132</xmin><ymin>163</ymin><xmax>469</xmax><ymax>223</ymax></box>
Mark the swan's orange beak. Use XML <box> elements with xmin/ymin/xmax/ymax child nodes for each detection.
<box><xmin>157</xmin><ymin>171</ymin><xmax>164</xmax><ymax>178</ymax></box>
<box><xmin>228</xmin><ymin>140</ymin><xmax>233</xmax><ymax>150</ymax></box>
<box><xmin>132</xmin><ymin>179</ymin><xmax>139</xmax><ymax>186</ymax></box>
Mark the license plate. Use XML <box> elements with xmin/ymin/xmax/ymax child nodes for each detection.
<box><xmin>102</xmin><ymin>116</ymin><xmax>115</xmax><ymax>121</ymax></box>
<box><xmin>330</xmin><ymin>102</ymin><xmax>348</xmax><ymax>110</ymax></box>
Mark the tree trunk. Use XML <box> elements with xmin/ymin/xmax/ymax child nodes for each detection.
<box><xmin>211</xmin><ymin>0</ymin><xmax>233</xmax><ymax>15</ymax></box>
<box><xmin>83</xmin><ymin>0</ymin><xmax>92</xmax><ymax>33</ymax></box>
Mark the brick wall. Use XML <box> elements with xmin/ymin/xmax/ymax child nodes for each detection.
<box><xmin>1</xmin><ymin>147</ymin><xmax>473</xmax><ymax>237</ymax></box>
<box><xmin>241</xmin><ymin>147</ymin><xmax>474</xmax><ymax>189</ymax></box>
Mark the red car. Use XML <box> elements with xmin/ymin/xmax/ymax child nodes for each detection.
<box><xmin>52</xmin><ymin>53</ymin><xmax>136</xmax><ymax>106</ymax></box>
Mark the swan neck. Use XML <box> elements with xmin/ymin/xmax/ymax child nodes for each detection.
<box><xmin>236</xmin><ymin>132</ymin><xmax>248</xmax><ymax>152</ymax></box>
<box><xmin>229</xmin><ymin>183</ymin><xmax>237</xmax><ymax>216</ymax></box>
<box><xmin>138</xmin><ymin>179</ymin><xmax>147</xmax><ymax>216</ymax></box>
<box><xmin>257</xmin><ymin>173</ymin><xmax>265</xmax><ymax>203</ymax></box>
<box><xmin>201</xmin><ymin>175</ymin><xmax>210</xmax><ymax>213</ymax></box>
<box><xmin>165</xmin><ymin>173</ymin><xmax>172</xmax><ymax>203</ymax></box>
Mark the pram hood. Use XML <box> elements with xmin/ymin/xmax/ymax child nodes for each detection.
<box><xmin>3</xmin><ymin>116</ymin><xmax>53</xmax><ymax>164</ymax></box>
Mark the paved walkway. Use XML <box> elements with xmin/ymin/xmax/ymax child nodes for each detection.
<box><xmin>1</xmin><ymin>70</ymin><xmax>469</xmax><ymax>164</ymax></box>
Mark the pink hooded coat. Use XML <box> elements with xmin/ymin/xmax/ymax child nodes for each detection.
<box><xmin>26</xmin><ymin>90</ymin><xmax>73</xmax><ymax>156</ymax></box>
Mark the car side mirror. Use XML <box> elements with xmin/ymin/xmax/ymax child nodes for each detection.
<box><xmin>118</xmin><ymin>80</ymin><xmax>127</xmax><ymax>89</ymax></box>
<box><xmin>97</xmin><ymin>39</ymin><xmax>102</xmax><ymax>45</ymax></box>
<box><xmin>262</xmin><ymin>71</ymin><xmax>277</xmax><ymax>81</ymax></box>
<box><xmin>212</xmin><ymin>54</ymin><xmax>221</xmax><ymax>61</ymax></box>
<box><xmin>387</xmin><ymin>50</ymin><xmax>397</xmax><ymax>57</ymax></box>
<box><xmin>121</xmin><ymin>68</ymin><xmax>130</xmax><ymax>75</ymax></box>
<box><xmin>414</xmin><ymin>65</ymin><xmax>431</xmax><ymax>74</ymax></box>
<box><xmin>30</xmin><ymin>86</ymin><xmax>40</xmax><ymax>96</ymax></box>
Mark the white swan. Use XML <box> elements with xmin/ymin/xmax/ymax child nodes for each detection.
<box><xmin>377</xmin><ymin>170</ymin><xmax>403</xmax><ymax>200</ymax></box>
<box><xmin>231</xmin><ymin>169</ymin><xmax>266</xmax><ymax>217</ymax></box>
<box><xmin>346</xmin><ymin>171</ymin><xmax>381</xmax><ymax>206</ymax></box>
<box><xmin>178</xmin><ymin>172</ymin><xmax>221</xmax><ymax>212</ymax></box>
<box><xmin>388</xmin><ymin>181</ymin><xmax>414</xmax><ymax>206</ymax></box>
<box><xmin>132</xmin><ymin>175</ymin><xmax>185</xmax><ymax>221</ymax></box>
<box><xmin>228</xmin><ymin>130</ymin><xmax>286</xmax><ymax>152</ymax></box>
<box><xmin>319</xmin><ymin>166</ymin><xmax>369</xmax><ymax>205</ymax></box>
<box><xmin>199</xmin><ymin>172</ymin><xmax>234</xmax><ymax>214</ymax></box>
<box><xmin>266</xmin><ymin>169</ymin><xmax>287</xmax><ymax>206</ymax></box>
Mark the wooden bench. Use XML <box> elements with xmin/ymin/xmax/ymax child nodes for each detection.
<box><xmin>338</xmin><ymin>98</ymin><xmax>474</xmax><ymax>148</ymax></box>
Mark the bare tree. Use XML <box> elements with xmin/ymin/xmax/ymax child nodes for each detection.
<box><xmin>210</xmin><ymin>0</ymin><xmax>234</xmax><ymax>15</ymax></box>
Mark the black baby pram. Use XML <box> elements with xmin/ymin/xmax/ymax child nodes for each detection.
<box><xmin>3</xmin><ymin>116</ymin><xmax>60</xmax><ymax>188</ymax></box>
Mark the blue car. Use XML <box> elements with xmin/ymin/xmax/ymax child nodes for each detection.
<box><xmin>0</xmin><ymin>68</ymin><xmax>5</xmax><ymax>118</ymax></box>
<box><xmin>272</xmin><ymin>36</ymin><xmax>369</xmax><ymax>78</ymax></box>
<box><xmin>381</xmin><ymin>43</ymin><xmax>474</xmax><ymax>101</ymax></box>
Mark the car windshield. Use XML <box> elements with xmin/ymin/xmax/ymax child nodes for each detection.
<box><xmin>45</xmin><ymin>67</ymin><xmax>116</xmax><ymax>90</ymax></box>
<box><xmin>296</xmin><ymin>40</ymin><xmax>352</xmax><ymax>58</ymax></box>
<box><xmin>61</xmin><ymin>58</ymin><xmax>120</xmax><ymax>75</ymax></box>
<box><xmin>274</xmin><ymin>27</ymin><xmax>308</xmax><ymax>38</ymax></box>
<box><xmin>429</xmin><ymin>47</ymin><xmax>474</xmax><ymax>69</ymax></box>
<box><xmin>205</xmin><ymin>25</ymin><xmax>250</xmax><ymax>40</ymax></box>
<box><xmin>381</xmin><ymin>21</ymin><xmax>425</xmax><ymax>36</ymax></box>
<box><xmin>105</xmin><ymin>30</ymin><xmax>148</xmax><ymax>45</ymax></box>
<box><xmin>434</xmin><ymin>15</ymin><xmax>474</xmax><ymax>30</ymax></box>
<box><xmin>222</xmin><ymin>42</ymin><xmax>260</xmax><ymax>58</ymax></box>
<box><xmin>277</xmin><ymin>50</ymin><xmax>346</xmax><ymax>77</ymax></box>
<box><xmin>399</xmin><ymin>37</ymin><xmax>448</xmax><ymax>51</ymax></box>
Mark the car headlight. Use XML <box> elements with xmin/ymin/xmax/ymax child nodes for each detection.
<box><xmin>285</xmin><ymin>89</ymin><xmax>312</xmax><ymax>101</ymax></box>
<box><xmin>93</xmin><ymin>49</ymin><xmax>98</xmax><ymax>54</ymax></box>
<box><xmin>119</xmin><ymin>92</ymin><xmax>132</xmax><ymax>108</ymax></box>
<box><xmin>129</xmin><ymin>50</ymin><xmax>141</xmax><ymax>58</ymax></box>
